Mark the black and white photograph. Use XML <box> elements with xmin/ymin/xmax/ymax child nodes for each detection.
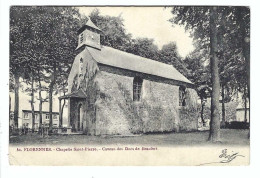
<box><xmin>5</xmin><ymin>5</ymin><xmax>252</xmax><ymax>166</ymax></box>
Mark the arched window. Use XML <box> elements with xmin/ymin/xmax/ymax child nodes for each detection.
<box><xmin>133</xmin><ymin>77</ymin><xmax>143</xmax><ymax>101</ymax></box>
<box><xmin>79</xmin><ymin>58</ymin><xmax>83</xmax><ymax>76</ymax></box>
<box><xmin>179</xmin><ymin>86</ymin><xmax>186</xmax><ymax>106</ymax></box>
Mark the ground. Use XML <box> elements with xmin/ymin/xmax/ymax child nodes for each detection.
<box><xmin>9</xmin><ymin>129</ymin><xmax>249</xmax><ymax>146</ymax></box>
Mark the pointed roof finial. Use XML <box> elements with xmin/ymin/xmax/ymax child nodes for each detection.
<box><xmin>78</xmin><ymin>17</ymin><xmax>102</xmax><ymax>34</ymax></box>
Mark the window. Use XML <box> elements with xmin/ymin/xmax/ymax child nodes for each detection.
<box><xmin>45</xmin><ymin>114</ymin><xmax>49</xmax><ymax>120</ymax></box>
<box><xmin>79</xmin><ymin>58</ymin><xmax>83</xmax><ymax>76</ymax></box>
<box><xmin>53</xmin><ymin>115</ymin><xmax>58</xmax><ymax>120</ymax></box>
<box><xmin>133</xmin><ymin>77</ymin><xmax>143</xmax><ymax>101</ymax></box>
<box><xmin>24</xmin><ymin>112</ymin><xmax>29</xmax><ymax>119</ymax></box>
<box><xmin>80</xmin><ymin>33</ymin><xmax>84</xmax><ymax>44</ymax></box>
<box><xmin>179</xmin><ymin>86</ymin><xmax>186</xmax><ymax>106</ymax></box>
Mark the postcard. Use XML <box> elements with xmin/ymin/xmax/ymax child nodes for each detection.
<box><xmin>8</xmin><ymin>6</ymin><xmax>250</xmax><ymax>166</ymax></box>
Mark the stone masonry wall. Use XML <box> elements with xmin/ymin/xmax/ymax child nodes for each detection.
<box><xmin>140</xmin><ymin>80</ymin><xmax>180</xmax><ymax>133</ymax></box>
<box><xmin>94</xmin><ymin>68</ymin><xmax>186</xmax><ymax>135</ymax></box>
<box><xmin>67</xmin><ymin>48</ymin><xmax>99</xmax><ymax>135</ymax></box>
<box><xmin>178</xmin><ymin>88</ymin><xmax>199</xmax><ymax>131</ymax></box>
<box><xmin>94</xmin><ymin>71</ymin><xmax>133</xmax><ymax>135</ymax></box>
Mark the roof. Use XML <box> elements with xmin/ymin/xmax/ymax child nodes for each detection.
<box><xmin>78</xmin><ymin>18</ymin><xmax>102</xmax><ymax>33</ymax></box>
<box><xmin>59</xmin><ymin>89</ymin><xmax>87</xmax><ymax>99</ymax></box>
<box><xmin>22</xmin><ymin>110</ymin><xmax>59</xmax><ymax>114</ymax></box>
<box><xmin>87</xmin><ymin>46</ymin><xmax>193</xmax><ymax>84</ymax></box>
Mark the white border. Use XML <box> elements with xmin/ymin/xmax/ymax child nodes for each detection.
<box><xmin>1</xmin><ymin>0</ymin><xmax>259</xmax><ymax>178</ymax></box>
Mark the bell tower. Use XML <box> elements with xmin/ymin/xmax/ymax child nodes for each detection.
<box><xmin>76</xmin><ymin>18</ymin><xmax>102</xmax><ymax>50</ymax></box>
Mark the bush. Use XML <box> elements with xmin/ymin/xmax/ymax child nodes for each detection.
<box><xmin>226</xmin><ymin>121</ymin><xmax>249</xmax><ymax>129</ymax></box>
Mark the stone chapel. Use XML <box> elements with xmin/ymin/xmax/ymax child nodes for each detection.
<box><xmin>58</xmin><ymin>18</ymin><xmax>199</xmax><ymax>135</ymax></box>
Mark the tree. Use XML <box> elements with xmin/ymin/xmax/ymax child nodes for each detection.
<box><xmin>10</xmin><ymin>7</ymin><xmax>40</xmax><ymax>128</ymax></box>
<box><xmin>89</xmin><ymin>9</ymin><xmax>132</xmax><ymax>51</ymax></box>
<box><xmin>216</xmin><ymin>7</ymin><xmax>250</xmax><ymax>126</ymax></box>
<box><xmin>235</xmin><ymin>7</ymin><xmax>250</xmax><ymax>100</ymax></box>
<box><xmin>158</xmin><ymin>42</ymin><xmax>188</xmax><ymax>76</ymax></box>
<box><xmin>10</xmin><ymin>7</ymin><xmax>83</xmax><ymax>132</ymax></box>
<box><xmin>35</xmin><ymin>65</ymin><xmax>49</xmax><ymax>129</ymax></box>
<box><xmin>170</xmin><ymin>6</ymin><xmax>250</xmax><ymax>141</ymax></box>
<box><xmin>170</xmin><ymin>6</ymin><xmax>221</xmax><ymax>141</ymax></box>
<box><xmin>24</xmin><ymin>70</ymin><xmax>37</xmax><ymax>132</ymax></box>
<box><xmin>184</xmin><ymin>50</ymin><xmax>211</xmax><ymax>126</ymax></box>
<box><xmin>126</xmin><ymin>38</ymin><xmax>159</xmax><ymax>60</ymax></box>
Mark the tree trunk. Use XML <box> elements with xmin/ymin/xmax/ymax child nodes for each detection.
<box><xmin>14</xmin><ymin>73</ymin><xmax>19</xmax><ymax>128</ymax></box>
<box><xmin>30</xmin><ymin>74</ymin><xmax>35</xmax><ymax>132</ymax></box>
<box><xmin>61</xmin><ymin>99</ymin><xmax>66</xmax><ymax>126</ymax></box>
<box><xmin>221</xmin><ymin>85</ymin><xmax>226</xmax><ymax>128</ymax></box>
<box><xmin>244</xmin><ymin>86</ymin><xmax>247</xmax><ymax>123</ymax></box>
<box><xmin>49</xmin><ymin>63</ymin><xmax>56</xmax><ymax>132</ymax></box>
<box><xmin>60</xmin><ymin>89</ymin><xmax>67</xmax><ymax>127</ymax></box>
<box><xmin>49</xmin><ymin>83</ymin><xmax>54</xmax><ymax>131</ymax></box>
<box><xmin>9</xmin><ymin>95</ymin><xmax>11</xmax><ymax>123</ymax></box>
<box><xmin>38</xmin><ymin>79</ymin><xmax>43</xmax><ymax>128</ymax></box>
<box><xmin>200</xmin><ymin>97</ymin><xmax>206</xmax><ymax>126</ymax></box>
<box><xmin>208</xmin><ymin>7</ymin><xmax>221</xmax><ymax>142</ymax></box>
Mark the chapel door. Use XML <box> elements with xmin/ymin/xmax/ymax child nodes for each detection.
<box><xmin>77</xmin><ymin>104</ymin><xmax>83</xmax><ymax>131</ymax></box>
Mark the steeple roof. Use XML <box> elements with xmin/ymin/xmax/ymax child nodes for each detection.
<box><xmin>78</xmin><ymin>18</ymin><xmax>102</xmax><ymax>34</ymax></box>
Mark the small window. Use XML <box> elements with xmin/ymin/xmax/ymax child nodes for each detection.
<box><xmin>45</xmin><ymin>114</ymin><xmax>50</xmax><ymax>120</ymax></box>
<box><xmin>179</xmin><ymin>86</ymin><xmax>186</xmax><ymax>106</ymax></box>
<box><xmin>133</xmin><ymin>77</ymin><xmax>143</xmax><ymax>101</ymax></box>
<box><xmin>24</xmin><ymin>112</ymin><xmax>29</xmax><ymax>118</ymax></box>
<box><xmin>79</xmin><ymin>58</ymin><xmax>83</xmax><ymax>75</ymax></box>
<box><xmin>53</xmin><ymin>115</ymin><xmax>58</xmax><ymax>120</ymax></box>
<box><xmin>80</xmin><ymin>33</ymin><xmax>84</xmax><ymax>44</ymax></box>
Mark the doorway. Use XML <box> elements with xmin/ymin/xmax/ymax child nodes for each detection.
<box><xmin>77</xmin><ymin>104</ymin><xmax>83</xmax><ymax>131</ymax></box>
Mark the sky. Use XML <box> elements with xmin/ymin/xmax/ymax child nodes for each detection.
<box><xmin>78</xmin><ymin>7</ymin><xmax>194</xmax><ymax>58</ymax></box>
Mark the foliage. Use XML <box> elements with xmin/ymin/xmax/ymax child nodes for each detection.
<box><xmin>170</xmin><ymin>6</ymin><xmax>250</xmax><ymax>128</ymax></box>
<box><xmin>170</xmin><ymin>6</ymin><xmax>250</xmax><ymax>98</ymax></box>
<box><xmin>158</xmin><ymin>42</ymin><xmax>189</xmax><ymax>76</ymax></box>
<box><xmin>88</xmin><ymin>9</ymin><xmax>189</xmax><ymax>77</ymax></box>
<box><xmin>89</xmin><ymin>9</ymin><xmax>132</xmax><ymax>51</ymax></box>
<box><xmin>170</xmin><ymin>6</ymin><xmax>222</xmax><ymax>141</ymax></box>
<box><xmin>10</xmin><ymin>7</ymin><xmax>83</xmax><ymax>130</ymax></box>
<box><xmin>126</xmin><ymin>38</ymin><xmax>159</xmax><ymax>60</ymax></box>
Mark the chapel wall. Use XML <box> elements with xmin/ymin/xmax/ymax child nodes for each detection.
<box><xmin>93</xmin><ymin>65</ymin><xmax>199</xmax><ymax>135</ymax></box>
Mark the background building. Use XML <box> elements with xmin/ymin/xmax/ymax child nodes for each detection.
<box><xmin>22</xmin><ymin>110</ymin><xmax>59</xmax><ymax>130</ymax></box>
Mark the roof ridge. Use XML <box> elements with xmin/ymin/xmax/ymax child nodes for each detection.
<box><xmin>86</xmin><ymin>45</ymin><xmax>193</xmax><ymax>85</ymax></box>
<box><xmin>104</xmin><ymin>46</ymin><xmax>174</xmax><ymax>68</ymax></box>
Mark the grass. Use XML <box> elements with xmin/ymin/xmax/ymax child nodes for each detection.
<box><xmin>9</xmin><ymin>129</ymin><xmax>250</xmax><ymax>146</ymax></box>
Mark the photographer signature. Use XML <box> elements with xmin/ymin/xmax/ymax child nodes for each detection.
<box><xmin>219</xmin><ymin>149</ymin><xmax>244</xmax><ymax>163</ymax></box>
<box><xmin>198</xmin><ymin>149</ymin><xmax>245</xmax><ymax>166</ymax></box>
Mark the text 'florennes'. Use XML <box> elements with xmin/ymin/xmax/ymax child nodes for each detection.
<box><xmin>17</xmin><ymin>146</ymin><xmax>158</xmax><ymax>152</ymax></box>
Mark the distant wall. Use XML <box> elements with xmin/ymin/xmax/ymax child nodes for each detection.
<box><xmin>236</xmin><ymin>109</ymin><xmax>250</xmax><ymax>122</ymax></box>
<box><xmin>198</xmin><ymin>100</ymin><xmax>238</xmax><ymax>124</ymax></box>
